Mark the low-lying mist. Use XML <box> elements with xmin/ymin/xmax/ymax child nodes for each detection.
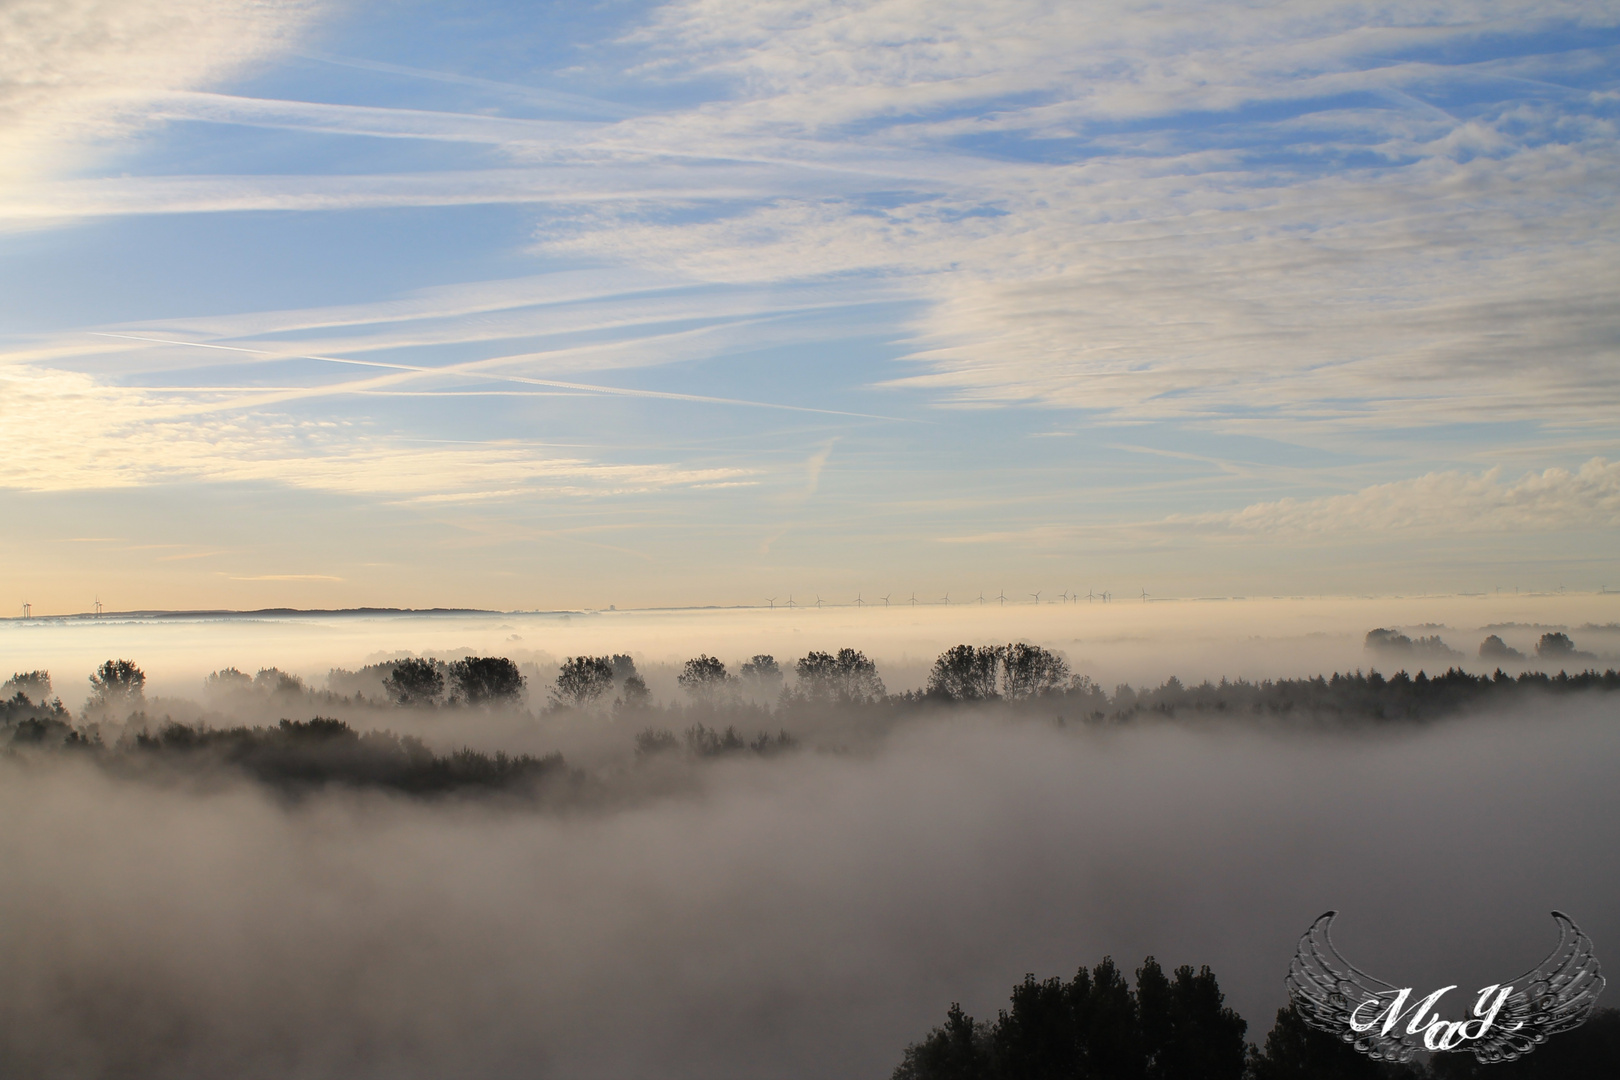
<box><xmin>2</xmin><ymin>677</ymin><xmax>1616</xmax><ymax>1078</ymax></box>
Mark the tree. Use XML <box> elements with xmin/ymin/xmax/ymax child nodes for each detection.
<box><xmin>1001</xmin><ymin>643</ymin><xmax>1070</xmax><ymax>700</ymax></box>
<box><xmin>204</xmin><ymin>667</ymin><xmax>252</xmax><ymax>693</ymax></box>
<box><xmin>253</xmin><ymin>667</ymin><xmax>305</xmax><ymax>696</ymax></box>
<box><xmin>740</xmin><ymin>654</ymin><xmax>784</xmax><ymax>697</ymax></box>
<box><xmin>893</xmin><ymin>1003</ymin><xmax>990</xmax><ymax>1080</ymax></box>
<box><xmin>1478</xmin><ymin>635</ymin><xmax>1524</xmax><ymax>661</ymax></box>
<box><xmin>677</xmin><ymin>655</ymin><xmax>731</xmax><ymax>702</ymax></box>
<box><xmin>1536</xmin><ymin>631</ymin><xmax>1576</xmax><ymax>658</ymax></box>
<box><xmin>794</xmin><ymin>648</ymin><xmax>885</xmax><ymax>704</ymax></box>
<box><xmin>1246</xmin><ymin>1004</ymin><xmax>1412</xmax><ymax>1080</ymax></box>
<box><xmin>1138</xmin><ymin>960</ymin><xmax>1246</xmax><ymax>1080</ymax></box>
<box><xmin>609</xmin><ymin>654</ymin><xmax>639</xmax><ymax>682</ymax></box>
<box><xmin>88</xmin><ymin>659</ymin><xmax>145</xmax><ymax>709</ymax></box>
<box><xmin>2</xmin><ymin>670</ymin><xmax>52</xmax><ymax>702</ymax></box>
<box><xmin>551</xmin><ymin>656</ymin><xmax>613</xmax><ymax>708</ymax></box>
<box><xmin>383</xmin><ymin>658</ymin><xmax>444</xmax><ymax>705</ymax></box>
<box><xmin>449</xmin><ymin>656</ymin><xmax>525</xmax><ymax>705</ymax></box>
<box><xmin>927</xmin><ymin>645</ymin><xmax>1002</xmax><ymax>701</ymax></box>
<box><xmin>616</xmin><ymin>674</ymin><xmax>652</xmax><ymax>710</ymax></box>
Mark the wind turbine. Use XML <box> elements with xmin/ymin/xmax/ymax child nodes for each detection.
<box><xmin>1058</xmin><ymin>590</ymin><xmax>1070</xmax><ymax>604</ymax></box>
<box><xmin>1141</xmin><ymin>587</ymin><xmax>1149</xmax><ymax>602</ymax></box>
<box><xmin>908</xmin><ymin>592</ymin><xmax>918</xmax><ymax>607</ymax></box>
<box><xmin>786</xmin><ymin>595</ymin><xmax>797</xmax><ymax>608</ymax></box>
<box><xmin>1029</xmin><ymin>590</ymin><xmax>1041</xmax><ymax>604</ymax></box>
<box><xmin>854</xmin><ymin>593</ymin><xmax>865</xmax><ymax>607</ymax></box>
<box><xmin>940</xmin><ymin>592</ymin><xmax>950</xmax><ymax>605</ymax></box>
<box><xmin>815</xmin><ymin>592</ymin><xmax>824</xmax><ymax>609</ymax></box>
<box><xmin>93</xmin><ymin>597</ymin><xmax>103</xmax><ymax>617</ymax></box>
<box><xmin>996</xmin><ymin>590</ymin><xmax>1008</xmax><ymax>606</ymax></box>
<box><xmin>881</xmin><ymin>594</ymin><xmax>891</xmax><ymax>607</ymax></box>
<box><xmin>977</xmin><ymin>591</ymin><xmax>986</xmax><ymax>605</ymax></box>
<box><xmin>21</xmin><ymin>602</ymin><xmax>30</xmax><ymax>619</ymax></box>
<box><xmin>1087</xmin><ymin>589</ymin><xmax>1095</xmax><ymax>603</ymax></box>
<box><xmin>766</xmin><ymin>597</ymin><xmax>776</xmax><ymax>610</ymax></box>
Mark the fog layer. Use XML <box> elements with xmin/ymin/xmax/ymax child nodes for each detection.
<box><xmin>2</xmin><ymin>697</ymin><xmax>1616</xmax><ymax>1078</ymax></box>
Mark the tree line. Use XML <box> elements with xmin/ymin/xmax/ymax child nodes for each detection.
<box><xmin>7</xmin><ymin>646</ymin><xmax>1620</xmax><ymax>734</ymax></box>
<box><xmin>896</xmin><ymin>958</ymin><xmax>1619</xmax><ymax>1079</ymax></box>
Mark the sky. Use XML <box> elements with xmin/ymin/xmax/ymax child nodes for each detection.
<box><xmin>2</xmin><ymin>0</ymin><xmax>1618</xmax><ymax>612</ymax></box>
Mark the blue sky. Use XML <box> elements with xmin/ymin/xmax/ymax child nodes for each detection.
<box><xmin>2</xmin><ymin>0</ymin><xmax>1617</xmax><ymax>611</ymax></box>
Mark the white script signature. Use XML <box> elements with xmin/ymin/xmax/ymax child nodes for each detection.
<box><xmin>1348</xmin><ymin>985</ymin><xmax>1520</xmax><ymax>1052</ymax></box>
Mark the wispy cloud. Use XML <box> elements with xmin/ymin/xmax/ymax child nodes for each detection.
<box><xmin>1178</xmin><ymin>458</ymin><xmax>1620</xmax><ymax>536</ymax></box>
<box><xmin>0</xmin><ymin>0</ymin><xmax>315</xmax><ymax>186</ymax></box>
<box><xmin>941</xmin><ymin>459</ymin><xmax>1620</xmax><ymax>546</ymax></box>
<box><xmin>0</xmin><ymin>365</ymin><xmax>756</xmax><ymax>498</ymax></box>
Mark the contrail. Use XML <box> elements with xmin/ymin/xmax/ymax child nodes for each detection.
<box><xmin>91</xmin><ymin>333</ymin><xmax>916</xmax><ymax>422</ymax></box>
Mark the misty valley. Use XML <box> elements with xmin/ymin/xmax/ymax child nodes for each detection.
<box><xmin>3</xmin><ymin>641</ymin><xmax>1618</xmax><ymax>1077</ymax></box>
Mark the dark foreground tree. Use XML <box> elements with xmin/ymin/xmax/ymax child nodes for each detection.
<box><xmin>893</xmin><ymin>1004</ymin><xmax>991</xmax><ymax>1080</ymax></box>
<box><xmin>1426</xmin><ymin>1007</ymin><xmax>1620</xmax><ymax>1078</ymax></box>
<box><xmin>448</xmin><ymin>656</ymin><xmax>525</xmax><ymax>705</ymax></box>
<box><xmin>894</xmin><ymin>955</ymin><xmax>1243</xmax><ymax>1080</ymax></box>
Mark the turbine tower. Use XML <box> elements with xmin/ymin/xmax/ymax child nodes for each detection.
<box><xmin>881</xmin><ymin>594</ymin><xmax>891</xmax><ymax>607</ymax></box>
<box><xmin>908</xmin><ymin>592</ymin><xmax>918</xmax><ymax>607</ymax></box>
<box><xmin>996</xmin><ymin>590</ymin><xmax>1008</xmax><ymax>606</ymax></box>
<box><xmin>1029</xmin><ymin>590</ymin><xmax>1041</xmax><ymax>604</ymax></box>
<box><xmin>766</xmin><ymin>597</ymin><xmax>776</xmax><ymax>610</ymax></box>
<box><xmin>854</xmin><ymin>593</ymin><xmax>865</xmax><ymax>607</ymax></box>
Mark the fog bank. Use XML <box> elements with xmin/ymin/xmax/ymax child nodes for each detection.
<box><xmin>3</xmin><ymin>697</ymin><xmax>1616</xmax><ymax>1078</ymax></box>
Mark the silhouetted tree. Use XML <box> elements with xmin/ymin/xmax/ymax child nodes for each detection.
<box><xmin>928</xmin><ymin>645</ymin><xmax>1002</xmax><ymax>701</ymax></box>
<box><xmin>552</xmin><ymin>656</ymin><xmax>614</xmax><ymax>708</ymax></box>
<box><xmin>253</xmin><ymin>667</ymin><xmax>305</xmax><ymax>696</ymax></box>
<box><xmin>1535</xmin><ymin>631</ymin><xmax>1575</xmax><ymax>659</ymax></box>
<box><xmin>1246</xmin><ymin>1003</ymin><xmax>1420</xmax><ymax>1080</ymax></box>
<box><xmin>609</xmin><ymin>654</ymin><xmax>639</xmax><ymax>681</ymax></box>
<box><xmin>449</xmin><ymin>655</ymin><xmax>525</xmax><ymax>705</ymax></box>
<box><xmin>383</xmin><ymin>658</ymin><xmax>444</xmax><ymax>706</ymax></box>
<box><xmin>677</xmin><ymin>655</ymin><xmax>731</xmax><ymax>702</ymax></box>
<box><xmin>1478</xmin><ymin>634</ymin><xmax>1524</xmax><ymax>661</ymax></box>
<box><xmin>794</xmin><ymin>648</ymin><xmax>885</xmax><ymax>704</ymax></box>
<box><xmin>897</xmin><ymin>955</ymin><xmax>1251</xmax><ymax>1080</ymax></box>
<box><xmin>87</xmin><ymin>659</ymin><xmax>145</xmax><ymax>710</ymax></box>
<box><xmin>204</xmin><ymin>667</ymin><xmax>253</xmax><ymax>692</ymax></box>
<box><xmin>1425</xmin><ymin>1007</ymin><xmax>1620</xmax><ymax>1078</ymax></box>
<box><xmin>1001</xmin><ymin>643</ymin><xmax>1070</xmax><ymax>700</ymax></box>
<box><xmin>616</xmin><ymin>674</ymin><xmax>652</xmax><ymax>710</ymax></box>
<box><xmin>2</xmin><ymin>670</ymin><xmax>51</xmax><ymax>701</ymax></box>
<box><xmin>893</xmin><ymin>1003</ymin><xmax>991</xmax><ymax>1080</ymax></box>
<box><xmin>740</xmin><ymin>654</ymin><xmax>784</xmax><ymax>698</ymax></box>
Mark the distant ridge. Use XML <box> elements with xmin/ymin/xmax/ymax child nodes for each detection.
<box><xmin>8</xmin><ymin>607</ymin><xmax>502</xmax><ymax>621</ymax></box>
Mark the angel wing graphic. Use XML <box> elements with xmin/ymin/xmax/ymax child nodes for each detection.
<box><xmin>1287</xmin><ymin>910</ymin><xmax>1604</xmax><ymax>1064</ymax></box>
